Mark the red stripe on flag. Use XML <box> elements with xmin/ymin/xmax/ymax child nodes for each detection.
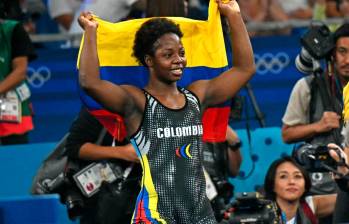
<box><xmin>89</xmin><ymin>109</ymin><xmax>127</xmax><ymax>141</ymax></box>
<box><xmin>202</xmin><ymin>107</ymin><xmax>230</xmax><ymax>142</ymax></box>
<box><xmin>90</xmin><ymin>107</ymin><xmax>229</xmax><ymax>143</ymax></box>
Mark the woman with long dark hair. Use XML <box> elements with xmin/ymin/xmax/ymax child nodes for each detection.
<box><xmin>264</xmin><ymin>156</ymin><xmax>336</xmax><ymax>224</ymax></box>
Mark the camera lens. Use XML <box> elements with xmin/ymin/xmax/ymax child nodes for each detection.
<box><xmin>295</xmin><ymin>48</ymin><xmax>314</xmax><ymax>74</ymax></box>
<box><xmin>65</xmin><ymin>190</ymin><xmax>84</xmax><ymax>220</ymax></box>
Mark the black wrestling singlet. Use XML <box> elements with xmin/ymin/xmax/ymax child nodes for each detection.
<box><xmin>130</xmin><ymin>88</ymin><xmax>216</xmax><ymax>224</ymax></box>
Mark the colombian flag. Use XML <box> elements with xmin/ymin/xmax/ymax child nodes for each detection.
<box><xmin>343</xmin><ymin>82</ymin><xmax>349</xmax><ymax>122</ymax></box>
<box><xmin>77</xmin><ymin>0</ymin><xmax>230</xmax><ymax>142</ymax></box>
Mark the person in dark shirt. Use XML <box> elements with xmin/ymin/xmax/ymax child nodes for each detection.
<box><xmin>203</xmin><ymin>125</ymin><xmax>242</xmax><ymax>221</ymax></box>
<box><xmin>0</xmin><ymin>14</ymin><xmax>36</xmax><ymax>145</ymax></box>
<box><xmin>65</xmin><ymin>107</ymin><xmax>141</xmax><ymax>224</ymax></box>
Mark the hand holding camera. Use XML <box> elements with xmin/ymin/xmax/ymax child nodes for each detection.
<box><xmin>326</xmin><ymin>143</ymin><xmax>349</xmax><ymax>192</ymax></box>
<box><xmin>328</xmin><ymin>143</ymin><xmax>349</xmax><ymax>177</ymax></box>
<box><xmin>293</xmin><ymin>143</ymin><xmax>340</xmax><ymax>172</ymax></box>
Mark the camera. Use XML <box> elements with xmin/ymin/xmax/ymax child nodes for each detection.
<box><xmin>61</xmin><ymin>185</ymin><xmax>85</xmax><ymax>220</ymax></box>
<box><xmin>37</xmin><ymin>162</ymin><xmax>86</xmax><ymax>220</ymax></box>
<box><xmin>293</xmin><ymin>143</ymin><xmax>338</xmax><ymax>172</ymax></box>
<box><xmin>221</xmin><ymin>192</ymin><xmax>277</xmax><ymax>224</ymax></box>
<box><xmin>211</xmin><ymin>178</ymin><xmax>234</xmax><ymax>222</ymax></box>
<box><xmin>295</xmin><ymin>24</ymin><xmax>335</xmax><ymax>74</ymax></box>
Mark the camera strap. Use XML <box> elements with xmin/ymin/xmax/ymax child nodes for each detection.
<box><xmin>311</xmin><ymin>72</ymin><xmax>342</xmax><ymax>144</ymax></box>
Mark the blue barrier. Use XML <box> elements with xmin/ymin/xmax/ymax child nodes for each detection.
<box><xmin>232</xmin><ymin>127</ymin><xmax>294</xmax><ymax>193</ymax></box>
<box><xmin>0</xmin><ymin>142</ymin><xmax>56</xmax><ymax>197</ymax></box>
<box><xmin>0</xmin><ymin>195</ymin><xmax>76</xmax><ymax>224</ymax></box>
<box><xmin>0</xmin><ymin>142</ymin><xmax>77</xmax><ymax>224</ymax></box>
<box><xmin>27</xmin><ymin>48</ymin><xmax>82</xmax><ymax>143</ymax></box>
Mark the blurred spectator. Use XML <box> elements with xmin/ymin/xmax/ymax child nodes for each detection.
<box><xmin>146</xmin><ymin>0</ymin><xmax>187</xmax><ymax>17</ymax></box>
<box><xmin>69</xmin><ymin>0</ymin><xmax>146</xmax><ymax>34</ymax></box>
<box><xmin>49</xmin><ymin>0</ymin><xmax>146</xmax><ymax>47</ymax></box>
<box><xmin>327</xmin><ymin>0</ymin><xmax>349</xmax><ymax>18</ymax></box>
<box><xmin>187</xmin><ymin>0</ymin><xmax>209</xmax><ymax>19</ymax></box>
<box><xmin>239</xmin><ymin>0</ymin><xmax>287</xmax><ymax>23</ymax></box>
<box><xmin>0</xmin><ymin>0</ymin><xmax>45</xmax><ymax>33</ymax></box>
<box><xmin>0</xmin><ymin>11</ymin><xmax>37</xmax><ymax>144</ymax></box>
<box><xmin>238</xmin><ymin>0</ymin><xmax>289</xmax><ymax>36</ymax></box>
<box><xmin>20</xmin><ymin>0</ymin><xmax>46</xmax><ymax>33</ymax></box>
<box><xmin>47</xmin><ymin>0</ymin><xmax>81</xmax><ymax>32</ymax></box>
<box><xmin>277</xmin><ymin>0</ymin><xmax>314</xmax><ymax>19</ymax></box>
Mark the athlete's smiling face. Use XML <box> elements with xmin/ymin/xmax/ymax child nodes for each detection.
<box><xmin>148</xmin><ymin>33</ymin><xmax>187</xmax><ymax>83</ymax></box>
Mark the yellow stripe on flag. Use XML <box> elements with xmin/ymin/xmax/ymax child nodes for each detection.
<box><xmin>78</xmin><ymin>0</ymin><xmax>227</xmax><ymax>68</ymax></box>
<box><xmin>343</xmin><ymin>82</ymin><xmax>349</xmax><ymax>122</ymax></box>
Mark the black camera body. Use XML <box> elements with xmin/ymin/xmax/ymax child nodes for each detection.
<box><xmin>295</xmin><ymin>24</ymin><xmax>335</xmax><ymax>74</ymax></box>
<box><xmin>293</xmin><ymin>143</ymin><xmax>338</xmax><ymax>172</ymax></box>
<box><xmin>36</xmin><ymin>161</ymin><xmax>86</xmax><ymax>220</ymax></box>
<box><xmin>221</xmin><ymin>192</ymin><xmax>276</xmax><ymax>224</ymax></box>
<box><xmin>301</xmin><ymin>24</ymin><xmax>334</xmax><ymax>60</ymax></box>
<box><xmin>37</xmin><ymin>160</ymin><xmax>127</xmax><ymax>220</ymax></box>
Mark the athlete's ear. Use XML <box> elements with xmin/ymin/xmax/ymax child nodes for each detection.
<box><xmin>145</xmin><ymin>55</ymin><xmax>153</xmax><ymax>67</ymax></box>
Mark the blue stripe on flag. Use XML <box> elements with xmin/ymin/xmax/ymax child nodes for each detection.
<box><xmin>80</xmin><ymin>66</ymin><xmax>230</xmax><ymax>110</ymax></box>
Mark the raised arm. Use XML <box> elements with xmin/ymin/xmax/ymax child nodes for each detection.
<box><xmin>190</xmin><ymin>0</ymin><xmax>255</xmax><ymax>108</ymax></box>
<box><xmin>78</xmin><ymin>12</ymin><xmax>137</xmax><ymax>117</ymax></box>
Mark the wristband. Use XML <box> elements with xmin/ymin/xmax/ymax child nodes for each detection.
<box><xmin>227</xmin><ymin>140</ymin><xmax>242</xmax><ymax>151</ymax></box>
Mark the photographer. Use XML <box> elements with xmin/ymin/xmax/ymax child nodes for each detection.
<box><xmin>0</xmin><ymin>2</ymin><xmax>36</xmax><ymax>145</ymax></box>
<box><xmin>203</xmin><ymin>125</ymin><xmax>242</xmax><ymax>221</ymax></box>
<box><xmin>282</xmin><ymin>23</ymin><xmax>349</xmax><ymax>146</ymax></box>
<box><xmin>64</xmin><ymin>107</ymin><xmax>141</xmax><ymax>224</ymax></box>
<box><xmin>282</xmin><ymin>24</ymin><xmax>349</xmax><ymax>202</ymax></box>
<box><xmin>264</xmin><ymin>156</ymin><xmax>337</xmax><ymax>224</ymax></box>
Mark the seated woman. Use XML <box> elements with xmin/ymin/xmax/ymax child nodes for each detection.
<box><xmin>264</xmin><ymin>156</ymin><xmax>336</xmax><ymax>224</ymax></box>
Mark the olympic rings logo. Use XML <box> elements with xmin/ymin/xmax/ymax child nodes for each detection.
<box><xmin>254</xmin><ymin>52</ymin><xmax>290</xmax><ymax>75</ymax></box>
<box><xmin>27</xmin><ymin>66</ymin><xmax>51</xmax><ymax>88</ymax></box>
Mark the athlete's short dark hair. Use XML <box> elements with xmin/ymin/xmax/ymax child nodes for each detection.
<box><xmin>133</xmin><ymin>18</ymin><xmax>183</xmax><ymax>67</ymax></box>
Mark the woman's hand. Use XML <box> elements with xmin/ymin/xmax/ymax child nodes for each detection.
<box><xmin>78</xmin><ymin>11</ymin><xmax>98</xmax><ymax>31</ymax></box>
<box><xmin>216</xmin><ymin>0</ymin><xmax>240</xmax><ymax>17</ymax></box>
<box><xmin>328</xmin><ymin>143</ymin><xmax>349</xmax><ymax>177</ymax></box>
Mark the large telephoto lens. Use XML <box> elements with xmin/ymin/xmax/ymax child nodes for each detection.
<box><xmin>295</xmin><ymin>48</ymin><xmax>314</xmax><ymax>74</ymax></box>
